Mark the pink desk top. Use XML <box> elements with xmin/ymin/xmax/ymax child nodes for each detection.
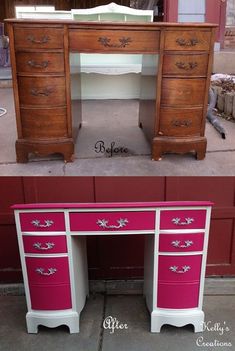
<box><xmin>11</xmin><ymin>201</ymin><xmax>213</xmax><ymax>210</ymax></box>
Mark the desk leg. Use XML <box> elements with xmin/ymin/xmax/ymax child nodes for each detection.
<box><xmin>69</xmin><ymin>236</ymin><xmax>89</xmax><ymax>327</ymax></box>
<box><xmin>143</xmin><ymin>235</ymin><xmax>155</xmax><ymax>329</ymax></box>
<box><xmin>26</xmin><ymin>311</ymin><xmax>80</xmax><ymax>334</ymax></box>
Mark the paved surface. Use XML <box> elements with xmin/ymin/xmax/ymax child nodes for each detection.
<box><xmin>0</xmin><ymin>88</ymin><xmax>235</xmax><ymax>175</ymax></box>
<box><xmin>0</xmin><ymin>294</ymin><xmax>234</xmax><ymax>351</ymax></box>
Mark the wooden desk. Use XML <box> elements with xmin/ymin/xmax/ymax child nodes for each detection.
<box><xmin>5</xmin><ymin>19</ymin><xmax>216</xmax><ymax>162</ymax></box>
<box><xmin>12</xmin><ymin>201</ymin><xmax>212</xmax><ymax>334</ymax></box>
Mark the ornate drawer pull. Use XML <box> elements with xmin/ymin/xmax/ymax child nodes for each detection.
<box><xmin>31</xmin><ymin>220</ymin><xmax>54</xmax><ymax>228</ymax></box>
<box><xmin>175</xmin><ymin>61</ymin><xmax>198</xmax><ymax>70</ymax></box>
<box><xmin>98</xmin><ymin>36</ymin><xmax>132</xmax><ymax>48</ymax></box>
<box><xmin>172</xmin><ymin>120</ymin><xmax>192</xmax><ymax>128</ymax></box>
<box><xmin>176</xmin><ymin>38</ymin><xmax>199</xmax><ymax>47</ymax></box>
<box><xmin>97</xmin><ymin>218</ymin><xmax>129</xmax><ymax>229</ymax></box>
<box><xmin>30</xmin><ymin>88</ymin><xmax>53</xmax><ymax>97</ymax></box>
<box><xmin>169</xmin><ymin>265</ymin><xmax>191</xmax><ymax>274</ymax></box>
<box><xmin>171</xmin><ymin>240</ymin><xmax>193</xmax><ymax>248</ymax></box>
<box><xmin>35</xmin><ymin>268</ymin><xmax>57</xmax><ymax>276</ymax></box>
<box><xmin>27</xmin><ymin>60</ymin><xmax>49</xmax><ymax>69</ymax></box>
<box><xmin>172</xmin><ymin>217</ymin><xmax>194</xmax><ymax>225</ymax></box>
<box><xmin>33</xmin><ymin>242</ymin><xmax>55</xmax><ymax>250</ymax></box>
<box><xmin>27</xmin><ymin>35</ymin><xmax>50</xmax><ymax>44</ymax></box>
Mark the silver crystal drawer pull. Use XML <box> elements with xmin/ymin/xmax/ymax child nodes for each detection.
<box><xmin>97</xmin><ymin>218</ymin><xmax>129</xmax><ymax>229</ymax></box>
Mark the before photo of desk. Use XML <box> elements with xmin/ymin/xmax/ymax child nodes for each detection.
<box><xmin>5</xmin><ymin>19</ymin><xmax>216</xmax><ymax>163</ymax></box>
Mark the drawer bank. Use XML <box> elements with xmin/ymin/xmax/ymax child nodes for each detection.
<box><xmin>12</xmin><ymin>201</ymin><xmax>213</xmax><ymax>333</ymax></box>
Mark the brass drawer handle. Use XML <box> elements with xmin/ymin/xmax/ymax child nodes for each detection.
<box><xmin>172</xmin><ymin>120</ymin><xmax>192</xmax><ymax>128</ymax></box>
<box><xmin>27</xmin><ymin>35</ymin><xmax>50</xmax><ymax>44</ymax></box>
<box><xmin>176</xmin><ymin>38</ymin><xmax>199</xmax><ymax>47</ymax></box>
<box><xmin>30</xmin><ymin>88</ymin><xmax>54</xmax><ymax>97</ymax></box>
<box><xmin>169</xmin><ymin>265</ymin><xmax>191</xmax><ymax>274</ymax></box>
<box><xmin>98</xmin><ymin>36</ymin><xmax>132</xmax><ymax>48</ymax></box>
<box><xmin>27</xmin><ymin>60</ymin><xmax>49</xmax><ymax>69</ymax></box>
<box><xmin>97</xmin><ymin>218</ymin><xmax>129</xmax><ymax>229</ymax></box>
<box><xmin>175</xmin><ymin>61</ymin><xmax>198</xmax><ymax>70</ymax></box>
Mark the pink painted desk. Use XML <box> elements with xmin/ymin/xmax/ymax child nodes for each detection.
<box><xmin>12</xmin><ymin>201</ymin><xmax>213</xmax><ymax>333</ymax></box>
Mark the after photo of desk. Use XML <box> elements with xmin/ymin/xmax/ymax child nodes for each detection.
<box><xmin>12</xmin><ymin>200</ymin><xmax>212</xmax><ymax>334</ymax></box>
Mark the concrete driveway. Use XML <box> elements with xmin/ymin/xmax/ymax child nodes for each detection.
<box><xmin>0</xmin><ymin>87</ymin><xmax>235</xmax><ymax>176</ymax></box>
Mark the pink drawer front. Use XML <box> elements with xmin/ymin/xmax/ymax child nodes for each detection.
<box><xmin>69</xmin><ymin>211</ymin><xmax>155</xmax><ymax>232</ymax></box>
<box><xmin>29</xmin><ymin>283</ymin><xmax>72</xmax><ymax>310</ymax></box>
<box><xmin>160</xmin><ymin>209</ymin><xmax>206</xmax><ymax>230</ymax></box>
<box><xmin>159</xmin><ymin>233</ymin><xmax>204</xmax><ymax>252</ymax></box>
<box><xmin>25</xmin><ymin>257</ymin><xmax>70</xmax><ymax>285</ymax></box>
<box><xmin>157</xmin><ymin>282</ymin><xmax>200</xmax><ymax>309</ymax></box>
<box><xmin>158</xmin><ymin>255</ymin><xmax>202</xmax><ymax>282</ymax></box>
<box><xmin>20</xmin><ymin>212</ymin><xmax>65</xmax><ymax>232</ymax></box>
<box><xmin>23</xmin><ymin>235</ymin><xmax>67</xmax><ymax>254</ymax></box>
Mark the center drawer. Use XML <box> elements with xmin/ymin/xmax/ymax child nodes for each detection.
<box><xmin>25</xmin><ymin>256</ymin><xmax>70</xmax><ymax>285</ymax></box>
<box><xmin>69</xmin><ymin>29</ymin><xmax>160</xmax><ymax>53</ymax></box>
<box><xmin>69</xmin><ymin>211</ymin><xmax>155</xmax><ymax>232</ymax></box>
<box><xmin>23</xmin><ymin>235</ymin><xmax>67</xmax><ymax>254</ymax></box>
<box><xmin>158</xmin><ymin>255</ymin><xmax>202</xmax><ymax>283</ymax></box>
<box><xmin>20</xmin><ymin>212</ymin><xmax>65</xmax><ymax>232</ymax></box>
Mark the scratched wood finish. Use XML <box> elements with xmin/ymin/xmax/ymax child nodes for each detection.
<box><xmin>16</xmin><ymin>52</ymin><xmax>65</xmax><ymax>74</ymax></box>
<box><xmin>162</xmin><ymin>53</ymin><xmax>209</xmax><ymax>77</ymax></box>
<box><xmin>69</xmin><ymin>29</ymin><xmax>160</xmax><ymax>53</ymax></box>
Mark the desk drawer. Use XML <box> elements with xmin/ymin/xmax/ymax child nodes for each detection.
<box><xmin>158</xmin><ymin>107</ymin><xmax>203</xmax><ymax>137</ymax></box>
<box><xmin>160</xmin><ymin>209</ymin><xmax>206</xmax><ymax>230</ymax></box>
<box><xmin>69</xmin><ymin>29</ymin><xmax>160</xmax><ymax>53</ymax></box>
<box><xmin>20</xmin><ymin>212</ymin><xmax>65</xmax><ymax>232</ymax></box>
<box><xmin>158</xmin><ymin>255</ymin><xmax>202</xmax><ymax>283</ymax></box>
<box><xmin>14</xmin><ymin>27</ymin><xmax>64</xmax><ymax>50</ymax></box>
<box><xmin>18</xmin><ymin>77</ymin><xmax>66</xmax><ymax>107</ymax></box>
<box><xmin>164</xmin><ymin>30</ymin><xmax>211</xmax><ymax>51</ymax></box>
<box><xmin>20</xmin><ymin>107</ymin><xmax>68</xmax><ymax>139</ymax></box>
<box><xmin>157</xmin><ymin>282</ymin><xmax>200</xmax><ymax>309</ymax></box>
<box><xmin>161</xmin><ymin>78</ymin><xmax>206</xmax><ymax>106</ymax></box>
<box><xmin>25</xmin><ymin>257</ymin><xmax>70</xmax><ymax>285</ymax></box>
<box><xmin>162</xmin><ymin>53</ymin><xmax>208</xmax><ymax>77</ymax></box>
<box><xmin>23</xmin><ymin>235</ymin><xmax>67</xmax><ymax>254</ymax></box>
<box><xmin>29</xmin><ymin>284</ymin><xmax>72</xmax><ymax>310</ymax></box>
<box><xmin>69</xmin><ymin>211</ymin><xmax>155</xmax><ymax>232</ymax></box>
<box><xmin>16</xmin><ymin>52</ymin><xmax>65</xmax><ymax>74</ymax></box>
<box><xmin>159</xmin><ymin>233</ymin><xmax>204</xmax><ymax>252</ymax></box>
